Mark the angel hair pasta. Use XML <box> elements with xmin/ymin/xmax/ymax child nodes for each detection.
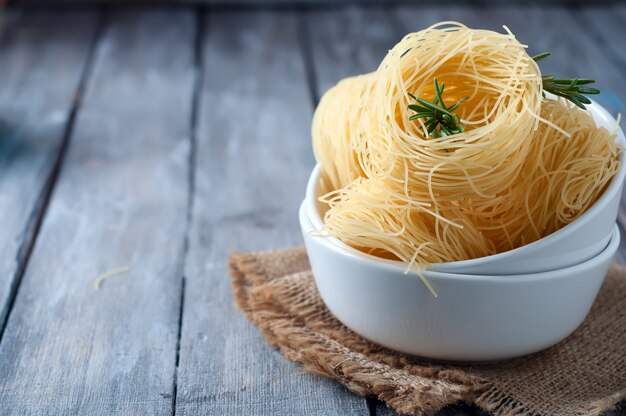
<box><xmin>312</xmin><ymin>22</ymin><xmax>621</xmax><ymax>273</ymax></box>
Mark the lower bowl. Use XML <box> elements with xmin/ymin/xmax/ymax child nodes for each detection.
<box><xmin>300</xmin><ymin>201</ymin><xmax>620</xmax><ymax>362</ymax></box>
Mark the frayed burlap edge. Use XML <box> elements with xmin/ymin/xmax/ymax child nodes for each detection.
<box><xmin>229</xmin><ymin>251</ymin><xmax>625</xmax><ymax>416</ymax></box>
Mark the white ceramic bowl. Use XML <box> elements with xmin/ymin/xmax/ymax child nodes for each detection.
<box><xmin>300</xmin><ymin>201</ymin><xmax>620</xmax><ymax>362</ymax></box>
<box><xmin>306</xmin><ymin>100</ymin><xmax>626</xmax><ymax>274</ymax></box>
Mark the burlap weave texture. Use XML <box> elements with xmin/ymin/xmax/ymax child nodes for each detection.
<box><xmin>229</xmin><ymin>247</ymin><xmax>626</xmax><ymax>416</ymax></box>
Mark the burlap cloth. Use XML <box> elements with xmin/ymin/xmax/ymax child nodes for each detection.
<box><xmin>229</xmin><ymin>247</ymin><xmax>626</xmax><ymax>416</ymax></box>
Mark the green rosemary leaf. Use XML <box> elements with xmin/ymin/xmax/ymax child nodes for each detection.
<box><xmin>440</xmin><ymin>125</ymin><xmax>453</xmax><ymax>136</ymax></box>
<box><xmin>576</xmin><ymin>87</ymin><xmax>600</xmax><ymax>95</ymax></box>
<box><xmin>424</xmin><ymin>118</ymin><xmax>439</xmax><ymax>127</ymax></box>
<box><xmin>409</xmin><ymin>113</ymin><xmax>432</xmax><ymax>120</ymax></box>
<box><xmin>552</xmin><ymin>78</ymin><xmax>595</xmax><ymax>85</ymax></box>
<box><xmin>532</xmin><ymin>52</ymin><xmax>551</xmax><ymax>62</ymax></box>
<box><xmin>415</xmin><ymin>98</ymin><xmax>455</xmax><ymax>117</ymax></box>
<box><xmin>408</xmin><ymin>78</ymin><xmax>465</xmax><ymax>142</ymax></box>
<box><xmin>433</xmin><ymin>80</ymin><xmax>445</xmax><ymax>106</ymax></box>
<box><xmin>573</xmin><ymin>94</ymin><xmax>592</xmax><ymax>104</ymax></box>
<box><xmin>426</xmin><ymin>122</ymin><xmax>440</xmax><ymax>134</ymax></box>
<box><xmin>408</xmin><ymin>104</ymin><xmax>430</xmax><ymax>113</ymax></box>
<box><xmin>533</xmin><ymin>52</ymin><xmax>599</xmax><ymax>110</ymax></box>
<box><xmin>447</xmin><ymin>100</ymin><xmax>461</xmax><ymax>112</ymax></box>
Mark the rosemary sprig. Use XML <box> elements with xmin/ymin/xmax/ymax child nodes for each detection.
<box><xmin>532</xmin><ymin>52</ymin><xmax>600</xmax><ymax>110</ymax></box>
<box><xmin>408</xmin><ymin>78</ymin><xmax>468</xmax><ymax>139</ymax></box>
<box><xmin>408</xmin><ymin>53</ymin><xmax>600</xmax><ymax>138</ymax></box>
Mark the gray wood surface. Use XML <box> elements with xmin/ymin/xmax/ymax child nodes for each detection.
<box><xmin>0</xmin><ymin>4</ymin><xmax>624</xmax><ymax>416</ymax></box>
<box><xmin>174</xmin><ymin>10</ymin><xmax>368</xmax><ymax>416</ymax></box>
<box><xmin>13</xmin><ymin>0</ymin><xmax>613</xmax><ymax>5</ymax></box>
<box><xmin>0</xmin><ymin>11</ymin><xmax>97</xmax><ymax>335</ymax></box>
<box><xmin>305</xmin><ymin>6</ymin><xmax>403</xmax><ymax>98</ymax></box>
<box><xmin>571</xmin><ymin>4</ymin><xmax>626</xmax><ymax>73</ymax></box>
<box><xmin>0</xmin><ymin>9</ymin><xmax>195</xmax><ymax>415</ymax></box>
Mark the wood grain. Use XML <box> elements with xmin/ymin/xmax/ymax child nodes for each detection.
<box><xmin>574</xmin><ymin>5</ymin><xmax>626</xmax><ymax>72</ymax></box>
<box><xmin>13</xmin><ymin>0</ymin><xmax>615</xmax><ymax>6</ymax></box>
<box><xmin>0</xmin><ymin>9</ymin><xmax>195</xmax><ymax>415</ymax></box>
<box><xmin>0</xmin><ymin>5</ymin><xmax>623</xmax><ymax>416</ymax></box>
<box><xmin>0</xmin><ymin>11</ymin><xmax>97</xmax><ymax>335</ymax></box>
<box><xmin>305</xmin><ymin>6</ymin><xmax>404</xmax><ymax>99</ymax></box>
<box><xmin>174</xmin><ymin>10</ymin><xmax>368</xmax><ymax>416</ymax></box>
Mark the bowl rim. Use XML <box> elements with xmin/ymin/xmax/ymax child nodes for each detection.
<box><xmin>301</xmin><ymin>200</ymin><xmax>621</xmax><ymax>282</ymax></box>
<box><xmin>305</xmin><ymin>99</ymin><xmax>626</xmax><ymax>271</ymax></box>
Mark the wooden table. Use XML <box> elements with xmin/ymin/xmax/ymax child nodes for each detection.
<box><xmin>0</xmin><ymin>3</ymin><xmax>624</xmax><ymax>415</ymax></box>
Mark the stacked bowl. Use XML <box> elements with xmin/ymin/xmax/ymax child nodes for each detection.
<box><xmin>299</xmin><ymin>101</ymin><xmax>626</xmax><ymax>362</ymax></box>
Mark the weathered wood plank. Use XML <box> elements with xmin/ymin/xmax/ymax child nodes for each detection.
<box><xmin>0</xmin><ymin>9</ymin><xmax>196</xmax><ymax>415</ymax></box>
<box><xmin>174</xmin><ymin>11</ymin><xmax>368</xmax><ymax>416</ymax></box>
<box><xmin>0</xmin><ymin>11</ymin><xmax>97</xmax><ymax>334</ymax></box>
<box><xmin>575</xmin><ymin>5</ymin><xmax>626</xmax><ymax>73</ymax></box>
<box><xmin>305</xmin><ymin>6</ymin><xmax>404</xmax><ymax>99</ymax></box>
<box><xmin>13</xmin><ymin>0</ymin><xmax>616</xmax><ymax>6</ymax></box>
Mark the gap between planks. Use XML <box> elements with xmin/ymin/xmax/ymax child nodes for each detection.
<box><xmin>296</xmin><ymin>9</ymin><xmax>320</xmax><ymax>108</ymax></box>
<box><xmin>7</xmin><ymin>0</ymin><xmax>626</xmax><ymax>13</ymax></box>
<box><xmin>172</xmin><ymin>6</ymin><xmax>207</xmax><ymax>416</ymax></box>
